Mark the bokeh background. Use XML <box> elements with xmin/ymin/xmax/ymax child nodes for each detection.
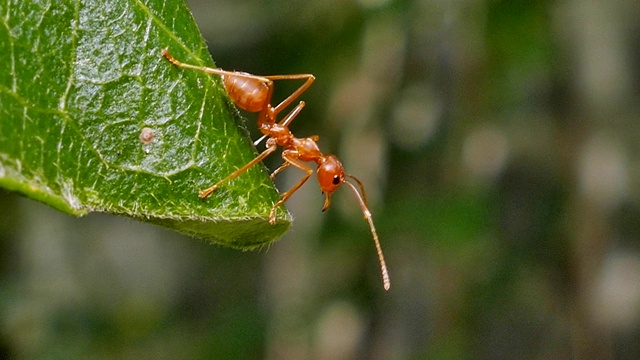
<box><xmin>2</xmin><ymin>0</ymin><xmax>640</xmax><ymax>358</ymax></box>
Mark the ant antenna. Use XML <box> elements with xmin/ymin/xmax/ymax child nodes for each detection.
<box><xmin>343</xmin><ymin>176</ymin><xmax>390</xmax><ymax>291</ymax></box>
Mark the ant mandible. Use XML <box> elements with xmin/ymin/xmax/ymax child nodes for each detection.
<box><xmin>161</xmin><ymin>48</ymin><xmax>390</xmax><ymax>291</ymax></box>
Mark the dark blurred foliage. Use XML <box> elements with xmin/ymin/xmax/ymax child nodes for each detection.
<box><xmin>2</xmin><ymin>0</ymin><xmax>640</xmax><ymax>359</ymax></box>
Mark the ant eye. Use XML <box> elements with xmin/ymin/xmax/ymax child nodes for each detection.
<box><xmin>332</xmin><ymin>175</ymin><xmax>341</xmax><ymax>185</ymax></box>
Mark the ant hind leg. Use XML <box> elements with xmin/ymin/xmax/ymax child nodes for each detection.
<box><xmin>162</xmin><ymin>48</ymin><xmax>271</xmax><ymax>83</ymax></box>
<box><xmin>265</xmin><ymin>74</ymin><xmax>315</xmax><ymax>118</ymax></box>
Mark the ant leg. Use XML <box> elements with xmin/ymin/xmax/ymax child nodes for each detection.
<box><xmin>264</xmin><ymin>74</ymin><xmax>315</xmax><ymax>117</ymax></box>
<box><xmin>253</xmin><ymin>135</ymin><xmax>268</xmax><ymax>147</ymax></box>
<box><xmin>253</xmin><ymin>100</ymin><xmax>307</xmax><ymax>148</ymax></box>
<box><xmin>277</xmin><ymin>99</ymin><xmax>306</xmax><ymax>128</ymax></box>
<box><xmin>162</xmin><ymin>48</ymin><xmax>271</xmax><ymax>83</ymax></box>
<box><xmin>268</xmin><ymin>152</ymin><xmax>313</xmax><ymax>224</ymax></box>
<box><xmin>253</xmin><ymin>74</ymin><xmax>313</xmax><ymax>127</ymax></box>
<box><xmin>163</xmin><ymin>48</ymin><xmax>313</xmax><ymax>128</ymax></box>
<box><xmin>199</xmin><ymin>141</ymin><xmax>278</xmax><ymax>199</ymax></box>
<box><xmin>163</xmin><ymin>49</ymin><xmax>313</xmax><ymax>114</ymax></box>
<box><xmin>270</xmin><ymin>162</ymin><xmax>290</xmax><ymax>180</ymax></box>
<box><xmin>163</xmin><ymin>49</ymin><xmax>277</xmax><ymax>131</ymax></box>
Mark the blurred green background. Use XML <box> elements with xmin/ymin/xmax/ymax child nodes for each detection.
<box><xmin>2</xmin><ymin>0</ymin><xmax>640</xmax><ymax>358</ymax></box>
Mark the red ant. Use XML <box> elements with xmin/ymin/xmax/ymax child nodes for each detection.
<box><xmin>162</xmin><ymin>49</ymin><xmax>390</xmax><ymax>291</ymax></box>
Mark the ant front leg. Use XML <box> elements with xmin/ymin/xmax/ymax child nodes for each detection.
<box><xmin>268</xmin><ymin>151</ymin><xmax>313</xmax><ymax>224</ymax></box>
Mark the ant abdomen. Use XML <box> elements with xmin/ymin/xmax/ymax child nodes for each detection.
<box><xmin>223</xmin><ymin>73</ymin><xmax>270</xmax><ymax>113</ymax></box>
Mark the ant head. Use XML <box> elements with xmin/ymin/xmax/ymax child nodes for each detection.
<box><xmin>317</xmin><ymin>155</ymin><xmax>345</xmax><ymax>193</ymax></box>
<box><xmin>317</xmin><ymin>155</ymin><xmax>345</xmax><ymax>211</ymax></box>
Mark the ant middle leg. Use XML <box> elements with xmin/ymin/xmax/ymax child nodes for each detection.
<box><xmin>199</xmin><ymin>140</ymin><xmax>278</xmax><ymax>199</ymax></box>
<box><xmin>268</xmin><ymin>152</ymin><xmax>313</xmax><ymax>224</ymax></box>
<box><xmin>270</xmin><ymin>162</ymin><xmax>290</xmax><ymax>180</ymax></box>
<box><xmin>254</xmin><ymin>100</ymin><xmax>307</xmax><ymax>147</ymax></box>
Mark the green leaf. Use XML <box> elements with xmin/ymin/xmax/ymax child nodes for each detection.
<box><xmin>0</xmin><ymin>0</ymin><xmax>291</xmax><ymax>248</ymax></box>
